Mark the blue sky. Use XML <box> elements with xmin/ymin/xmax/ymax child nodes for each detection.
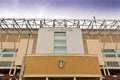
<box><xmin>0</xmin><ymin>0</ymin><xmax>120</xmax><ymax>19</ymax></box>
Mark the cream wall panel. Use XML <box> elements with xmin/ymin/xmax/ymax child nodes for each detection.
<box><xmin>27</xmin><ymin>39</ymin><xmax>33</xmax><ymax>54</ymax></box>
<box><xmin>100</xmin><ymin>43</ymin><xmax>116</xmax><ymax>49</ymax></box>
<box><xmin>2</xmin><ymin>42</ymin><xmax>19</xmax><ymax>49</ymax></box>
<box><xmin>15</xmin><ymin>39</ymin><xmax>33</xmax><ymax>65</ymax></box>
<box><xmin>36</xmin><ymin>28</ymin><xmax>54</xmax><ymax>53</ymax></box>
<box><xmin>100</xmin><ymin>43</ymin><xmax>120</xmax><ymax>49</ymax></box>
<box><xmin>104</xmin><ymin>58</ymin><xmax>120</xmax><ymax>61</ymax></box>
<box><xmin>36</xmin><ymin>28</ymin><xmax>84</xmax><ymax>54</ymax></box>
<box><xmin>66</xmin><ymin>28</ymin><xmax>84</xmax><ymax>53</ymax></box>
<box><xmin>0</xmin><ymin>57</ymin><xmax>15</xmax><ymax>61</ymax></box>
<box><xmin>116</xmin><ymin>43</ymin><xmax>120</xmax><ymax>49</ymax></box>
<box><xmin>87</xmin><ymin>39</ymin><xmax>102</xmax><ymax>54</ymax></box>
<box><xmin>87</xmin><ymin>39</ymin><xmax>104</xmax><ymax>65</ymax></box>
<box><xmin>97</xmin><ymin>54</ymin><xmax>104</xmax><ymax>65</ymax></box>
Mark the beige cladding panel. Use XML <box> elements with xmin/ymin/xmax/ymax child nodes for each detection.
<box><xmin>117</xmin><ymin>43</ymin><xmax>120</xmax><ymax>49</ymax></box>
<box><xmin>15</xmin><ymin>39</ymin><xmax>33</xmax><ymax>65</ymax></box>
<box><xmin>2</xmin><ymin>42</ymin><xmax>19</xmax><ymax>49</ymax></box>
<box><xmin>24</xmin><ymin>56</ymin><xmax>101</xmax><ymax>75</ymax></box>
<box><xmin>100</xmin><ymin>43</ymin><xmax>120</xmax><ymax>49</ymax></box>
<box><xmin>100</xmin><ymin>43</ymin><xmax>116</xmax><ymax>49</ymax></box>
<box><xmin>97</xmin><ymin>54</ymin><xmax>104</xmax><ymax>65</ymax></box>
<box><xmin>27</xmin><ymin>39</ymin><xmax>33</xmax><ymax>54</ymax></box>
<box><xmin>67</xmin><ymin>28</ymin><xmax>84</xmax><ymax>53</ymax></box>
<box><xmin>36</xmin><ymin>28</ymin><xmax>54</xmax><ymax>53</ymax></box>
<box><xmin>0</xmin><ymin>57</ymin><xmax>15</xmax><ymax>61</ymax></box>
<box><xmin>87</xmin><ymin>39</ymin><xmax>104</xmax><ymax>65</ymax></box>
<box><xmin>87</xmin><ymin>39</ymin><xmax>102</xmax><ymax>54</ymax></box>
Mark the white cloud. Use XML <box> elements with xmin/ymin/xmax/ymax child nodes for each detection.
<box><xmin>0</xmin><ymin>4</ymin><xmax>120</xmax><ymax>19</ymax></box>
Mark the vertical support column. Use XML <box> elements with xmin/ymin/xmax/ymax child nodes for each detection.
<box><xmin>74</xmin><ymin>77</ymin><xmax>76</xmax><ymax>80</ymax></box>
<box><xmin>106</xmin><ymin>68</ymin><xmax>110</xmax><ymax>75</ymax></box>
<box><xmin>5</xmin><ymin>34</ymin><xmax>9</xmax><ymax>42</ymax></box>
<box><xmin>87</xmin><ymin>34</ymin><xmax>89</xmax><ymax>39</ymax></box>
<box><xmin>109</xmin><ymin>35</ymin><xmax>113</xmax><ymax>43</ymax></box>
<box><xmin>17</xmin><ymin>34</ymin><xmax>21</xmax><ymax>42</ymax></box>
<box><xmin>103</xmin><ymin>68</ymin><xmax>106</xmax><ymax>76</ymax></box>
<box><xmin>77</xmin><ymin>21</ymin><xmax>80</xmax><ymax>28</ymax></box>
<box><xmin>100</xmin><ymin>77</ymin><xmax>102</xmax><ymax>80</ymax></box>
<box><xmin>53</xmin><ymin>19</ymin><xmax>55</xmax><ymax>27</ymax></box>
<box><xmin>13</xmin><ymin>66</ymin><xmax>17</xmax><ymax>74</ymax></box>
<box><xmin>46</xmin><ymin>77</ymin><xmax>48</xmax><ymax>80</ymax></box>
<box><xmin>64</xmin><ymin>19</ymin><xmax>67</xmax><ymax>27</ymax></box>
<box><xmin>98</xmin><ymin>35</ymin><xmax>101</xmax><ymax>42</ymax></box>
<box><xmin>9</xmin><ymin>68</ymin><xmax>12</xmax><ymax>75</ymax></box>
<box><xmin>40</xmin><ymin>20</ymin><xmax>43</xmax><ymax>28</ymax></box>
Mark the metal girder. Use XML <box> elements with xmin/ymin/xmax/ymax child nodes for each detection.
<box><xmin>23</xmin><ymin>19</ymin><xmax>32</xmax><ymax>34</ymax></box>
<box><xmin>98</xmin><ymin>20</ymin><xmax>106</xmax><ymax>34</ymax></box>
<box><xmin>1</xmin><ymin>19</ymin><xmax>10</xmax><ymax>28</ymax></box>
<box><xmin>26</xmin><ymin>24</ymin><xmax>32</xmax><ymax>34</ymax></box>
<box><xmin>0</xmin><ymin>19</ymin><xmax>9</xmax><ymax>34</ymax></box>
<box><xmin>77</xmin><ymin>21</ymin><xmax>80</xmax><ymax>28</ymax></box>
<box><xmin>12</xmin><ymin>19</ymin><xmax>21</xmax><ymax>34</ymax></box>
<box><xmin>0</xmin><ymin>18</ymin><xmax>120</xmax><ymax>34</ymax></box>
<box><xmin>40</xmin><ymin>20</ymin><xmax>43</xmax><ymax>28</ymax></box>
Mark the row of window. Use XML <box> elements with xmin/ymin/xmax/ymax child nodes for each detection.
<box><xmin>54</xmin><ymin>32</ymin><xmax>66</xmax><ymax>53</ymax></box>
<box><xmin>0</xmin><ymin>49</ymin><xmax>17</xmax><ymax>57</ymax></box>
<box><xmin>0</xmin><ymin>49</ymin><xmax>18</xmax><ymax>52</ymax></box>
<box><xmin>103</xmin><ymin>49</ymin><xmax>120</xmax><ymax>58</ymax></box>
<box><xmin>105</xmin><ymin>61</ymin><xmax>120</xmax><ymax>67</ymax></box>
<box><xmin>0</xmin><ymin>61</ymin><xmax>14</xmax><ymax>67</ymax></box>
<box><xmin>2</xmin><ymin>53</ymin><xmax>16</xmax><ymax>57</ymax></box>
<box><xmin>103</xmin><ymin>49</ymin><xmax>116</xmax><ymax>53</ymax></box>
<box><xmin>103</xmin><ymin>49</ymin><xmax>120</xmax><ymax>53</ymax></box>
<box><xmin>104</xmin><ymin>53</ymin><xmax>120</xmax><ymax>58</ymax></box>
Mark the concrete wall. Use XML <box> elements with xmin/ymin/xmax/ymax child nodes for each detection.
<box><xmin>67</xmin><ymin>28</ymin><xmax>84</xmax><ymax>53</ymax></box>
<box><xmin>36</xmin><ymin>28</ymin><xmax>54</xmax><ymax>53</ymax></box>
<box><xmin>36</xmin><ymin>28</ymin><xmax>84</xmax><ymax>54</ymax></box>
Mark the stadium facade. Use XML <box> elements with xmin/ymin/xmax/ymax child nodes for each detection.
<box><xmin>0</xmin><ymin>19</ymin><xmax>120</xmax><ymax>80</ymax></box>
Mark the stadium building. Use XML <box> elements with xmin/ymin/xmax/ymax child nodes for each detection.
<box><xmin>0</xmin><ymin>18</ymin><xmax>120</xmax><ymax>80</ymax></box>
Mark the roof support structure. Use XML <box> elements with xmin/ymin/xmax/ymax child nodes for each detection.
<box><xmin>0</xmin><ymin>18</ymin><xmax>120</xmax><ymax>34</ymax></box>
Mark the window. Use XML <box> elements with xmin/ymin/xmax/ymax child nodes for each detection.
<box><xmin>103</xmin><ymin>49</ymin><xmax>120</xmax><ymax>58</ymax></box>
<box><xmin>105</xmin><ymin>61</ymin><xmax>119</xmax><ymax>67</ymax></box>
<box><xmin>116</xmin><ymin>50</ymin><xmax>120</xmax><ymax>57</ymax></box>
<box><xmin>103</xmin><ymin>49</ymin><xmax>115</xmax><ymax>53</ymax></box>
<box><xmin>2</xmin><ymin>53</ymin><xmax>15</xmax><ymax>57</ymax></box>
<box><xmin>54</xmin><ymin>32</ymin><xmax>66</xmax><ymax>53</ymax></box>
<box><xmin>117</xmin><ymin>54</ymin><xmax>120</xmax><ymax>57</ymax></box>
<box><xmin>3</xmin><ymin>48</ymin><xmax>18</xmax><ymax>52</ymax></box>
<box><xmin>0</xmin><ymin>48</ymin><xmax>2</xmax><ymax>56</ymax></box>
<box><xmin>0</xmin><ymin>48</ymin><xmax>17</xmax><ymax>57</ymax></box>
<box><xmin>103</xmin><ymin>49</ymin><xmax>117</xmax><ymax>58</ymax></box>
<box><xmin>104</xmin><ymin>54</ymin><xmax>116</xmax><ymax>58</ymax></box>
<box><xmin>0</xmin><ymin>61</ymin><xmax>14</xmax><ymax>67</ymax></box>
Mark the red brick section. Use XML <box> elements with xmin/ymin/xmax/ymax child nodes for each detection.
<box><xmin>104</xmin><ymin>75</ymin><xmax>120</xmax><ymax>80</ymax></box>
<box><xmin>0</xmin><ymin>74</ymin><xmax>19</xmax><ymax>80</ymax></box>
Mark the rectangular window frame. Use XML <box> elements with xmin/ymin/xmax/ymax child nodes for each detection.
<box><xmin>54</xmin><ymin>32</ymin><xmax>66</xmax><ymax>53</ymax></box>
<box><xmin>105</xmin><ymin>61</ymin><xmax>120</xmax><ymax>67</ymax></box>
